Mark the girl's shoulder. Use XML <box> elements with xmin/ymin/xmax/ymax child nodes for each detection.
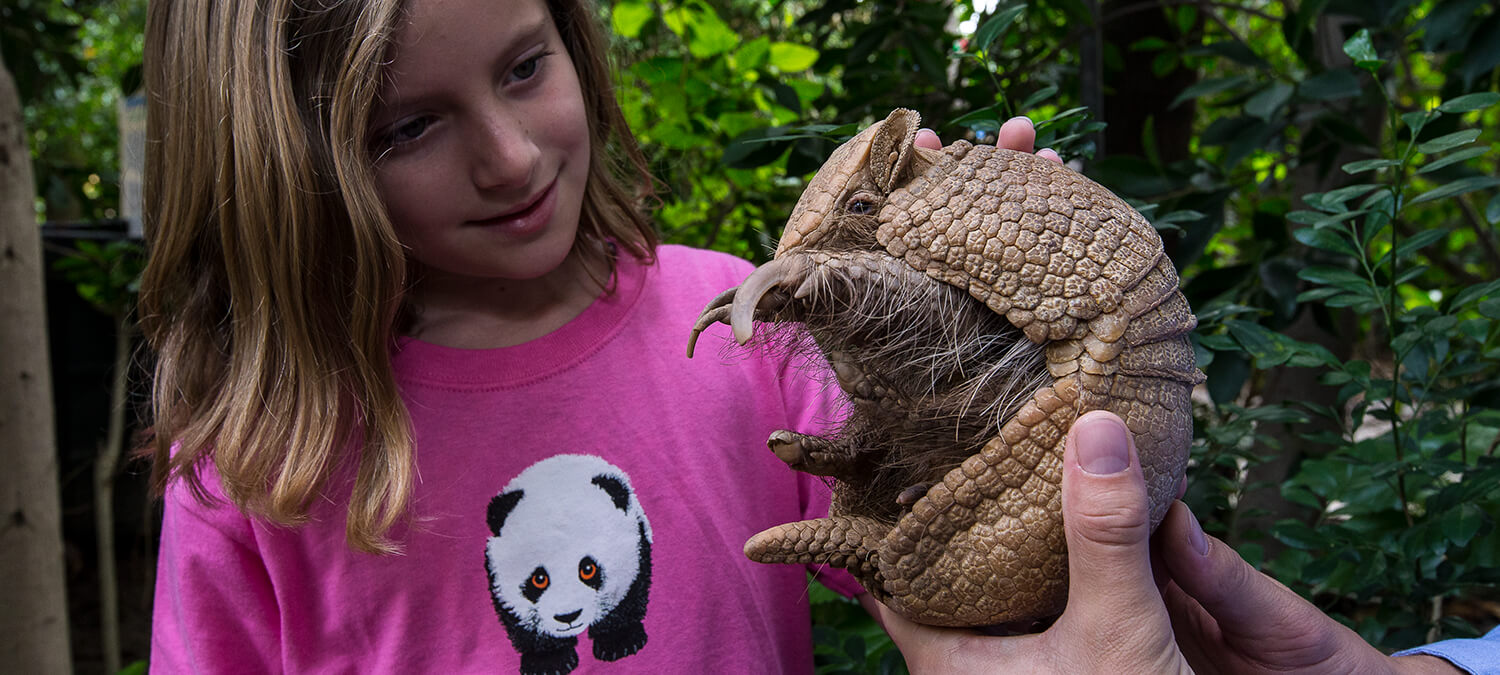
<box><xmin>650</xmin><ymin>244</ymin><xmax>757</xmax><ymax>287</ymax></box>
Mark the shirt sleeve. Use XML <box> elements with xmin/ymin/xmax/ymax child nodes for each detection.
<box><xmin>152</xmin><ymin>475</ymin><xmax>283</xmax><ymax>674</ymax></box>
<box><xmin>1393</xmin><ymin>626</ymin><xmax>1500</xmax><ymax>675</ymax></box>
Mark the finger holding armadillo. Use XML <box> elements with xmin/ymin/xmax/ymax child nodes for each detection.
<box><xmin>690</xmin><ymin>109</ymin><xmax>1204</xmax><ymax>628</ymax></box>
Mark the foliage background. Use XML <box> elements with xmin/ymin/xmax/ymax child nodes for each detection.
<box><xmin>14</xmin><ymin>0</ymin><xmax>1498</xmax><ymax>671</ymax></box>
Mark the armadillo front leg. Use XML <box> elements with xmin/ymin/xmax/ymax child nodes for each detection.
<box><xmin>767</xmin><ymin>430</ymin><xmax>866</xmax><ymax>479</ymax></box>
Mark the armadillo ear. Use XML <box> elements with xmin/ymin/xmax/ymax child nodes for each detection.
<box><xmin>870</xmin><ymin>108</ymin><xmax>921</xmax><ymax>194</ymax></box>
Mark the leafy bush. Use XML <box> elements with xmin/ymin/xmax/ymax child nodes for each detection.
<box><xmin>608</xmin><ymin>0</ymin><xmax>1499</xmax><ymax>661</ymax></box>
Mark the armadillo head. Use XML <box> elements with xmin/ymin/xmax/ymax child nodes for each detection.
<box><xmin>775</xmin><ymin>109</ymin><xmax>941</xmax><ymax>256</ymax></box>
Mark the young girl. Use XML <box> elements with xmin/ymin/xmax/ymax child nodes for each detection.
<box><xmin>142</xmin><ymin>0</ymin><xmax>1045</xmax><ymax>671</ymax></box>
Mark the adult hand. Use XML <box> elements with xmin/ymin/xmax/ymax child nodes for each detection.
<box><xmin>1157</xmin><ymin>501</ymin><xmax>1463</xmax><ymax>675</ymax></box>
<box><xmin>915</xmin><ymin>115</ymin><xmax>1062</xmax><ymax>164</ymax></box>
<box><xmin>876</xmin><ymin>411</ymin><xmax>1193</xmax><ymax>674</ymax></box>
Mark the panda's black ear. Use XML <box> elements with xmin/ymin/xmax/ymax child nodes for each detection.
<box><xmin>486</xmin><ymin>490</ymin><xmax>524</xmax><ymax>535</ymax></box>
<box><xmin>591</xmin><ymin>475</ymin><xmax>631</xmax><ymax>512</ymax></box>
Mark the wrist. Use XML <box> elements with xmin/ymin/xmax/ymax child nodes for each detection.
<box><xmin>1389</xmin><ymin>654</ymin><xmax>1464</xmax><ymax>675</ymax></box>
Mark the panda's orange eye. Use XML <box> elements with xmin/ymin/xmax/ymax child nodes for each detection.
<box><xmin>530</xmin><ymin>571</ymin><xmax>549</xmax><ymax>590</ymax></box>
<box><xmin>579</xmin><ymin>560</ymin><xmax>597</xmax><ymax>581</ymax></box>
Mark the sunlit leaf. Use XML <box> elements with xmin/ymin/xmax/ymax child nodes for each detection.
<box><xmin>974</xmin><ymin>5</ymin><xmax>1027</xmax><ymax>53</ymax></box>
<box><xmin>768</xmin><ymin>42</ymin><xmax>820</xmax><ymax>72</ymax></box>
<box><xmin>611</xmin><ymin>0</ymin><xmax>653</xmax><ymax>38</ymax></box>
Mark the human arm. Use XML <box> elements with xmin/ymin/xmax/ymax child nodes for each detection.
<box><xmin>1156</xmin><ymin>503</ymin><xmax>1472</xmax><ymax>675</ymax></box>
<box><xmin>152</xmin><ymin>477</ymin><xmax>283</xmax><ymax>673</ymax></box>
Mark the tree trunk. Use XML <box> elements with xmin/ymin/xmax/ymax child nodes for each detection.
<box><xmin>1101</xmin><ymin>0</ymin><xmax>1198</xmax><ymax>163</ymax></box>
<box><xmin>0</xmin><ymin>52</ymin><xmax>74</xmax><ymax>674</ymax></box>
<box><xmin>95</xmin><ymin>318</ymin><xmax>133</xmax><ymax>675</ymax></box>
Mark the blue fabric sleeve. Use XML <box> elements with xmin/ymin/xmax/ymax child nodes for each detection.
<box><xmin>1393</xmin><ymin>625</ymin><xmax>1500</xmax><ymax>675</ymax></box>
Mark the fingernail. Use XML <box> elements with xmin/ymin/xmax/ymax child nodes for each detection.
<box><xmin>1075</xmin><ymin>414</ymin><xmax>1129</xmax><ymax>475</ymax></box>
<box><xmin>1006</xmin><ymin>115</ymin><xmax>1032</xmax><ymax>125</ymax></box>
<box><xmin>1186</xmin><ymin>507</ymin><xmax>1208</xmax><ymax>556</ymax></box>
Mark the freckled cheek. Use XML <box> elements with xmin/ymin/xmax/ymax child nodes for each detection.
<box><xmin>375</xmin><ymin>167</ymin><xmax>449</xmax><ymax>248</ymax></box>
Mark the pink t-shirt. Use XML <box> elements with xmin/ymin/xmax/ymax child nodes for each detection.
<box><xmin>151</xmin><ymin>245</ymin><xmax>862</xmax><ymax>674</ymax></box>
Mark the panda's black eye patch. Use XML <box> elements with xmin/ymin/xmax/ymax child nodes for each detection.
<box><xmin>522</xmin><ymin>566</ymin><xmax>550</xmax><ymax>603</ymax></box>
<box><xmin>578</xmin><ymin>556</ymin><xmax>603</xmax><ymax>590</ymax></box>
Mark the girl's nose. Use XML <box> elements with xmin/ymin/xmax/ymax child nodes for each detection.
<box><xmin>470</xmin><ymin>109</ymin><xmax>539</xmax><ymax>191</ymax></box>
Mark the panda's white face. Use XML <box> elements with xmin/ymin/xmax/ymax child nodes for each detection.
<box><xmin>485</xmin><ymin>455</ymin><xmax>650</xmax><ymax>639</ymax></box>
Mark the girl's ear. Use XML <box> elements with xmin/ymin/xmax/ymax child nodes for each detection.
<box><xmin>870</xmin><ymin>108</ymin><xmax>921</xmax><ymax>194</ymax></box>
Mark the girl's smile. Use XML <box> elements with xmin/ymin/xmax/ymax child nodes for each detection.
<box><xmin>467</xmin><ymin>179</ymin><xmax>558</xmax><ymax>240</ymax></box>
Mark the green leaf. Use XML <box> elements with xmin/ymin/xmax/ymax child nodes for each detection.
<box><xmin>1436</xmin><ymin>92</ymin><xmax>1500</xmax><ymax>113</ymax></box>
<box><xmin>1451</xmin><ymin>279</ymin><xmax>1500</xmax><ymax>308</ymax></box>
<box><xmin>1225</xmin><ymin>319</ymin><xmax>1297</xmax><ymax>367</ymax></box>
<box><xmin>1341</xmin><ymin>158</ymin><xmax>1400</xmax><ymax>175</ymax></box>
<box><xmin>1342</xmin><ymin>29</ymin><xmax>1383</xmax><ymax>71</ymax></box>
<box><xmin>1299</xmin><ymin>69</ymin><xmax>1361</xmax><ymax>101</ymax></box>
<box><xmin>1296</xmin><ymin>287</ymin><xmax>1345</xmax><ymax>302</ymax></box>
<box><xmin>1442</xmin><ymin>504</ymin><xmax>1485</xmax><ymax>547</ymax></box>
<box><xmin>1019</xmin><ymin>85</ymin><xmax>1059</xmax><ymax>111</ymax></box>
<box><xmin>1153</xmin><ymin>210</ymin><xmax>1206</xmax><ymax>227</ymax></box>
<box><xmin>1418</xmin><ymin>147</ymin><xmax>1488</xmax><ymax>174</ymax></box>
<box><xmin>1392</xmin><ymin>228</ymin><xmax>1449</xmax><ymax>259</ymax></box>
<box><xmin>611</xmin><ymin>0</ymin><xmax>653</xmax><ymax>38</ymax></box>
<box><xmin>1319</xmin><ymin>184</ymin><xmax>1382</xmax><ymax>208</ymax></box>
<box><xmin>1245</xmin><ymin>82</ymin><xmax>1294</xmax><ymax>120</ymax></box>
<box><xmin>1294</xmin><ymin>226</ymin><xmax>1360</xmax><ymax>257</ymax></box>
<box><xmin>1489</xmin><ymin>194</ymin><xmax>1500</xmax><ymax>225</ymax></box>
<box><xmin>974</xmin><ymin>5</ymin><xmax>1027</xmax><ymax>53</ymax></box>
<box><xmin>1170</xmin><ymin>75</ymin><xmax>1250</xmax><ymax>109</ymax></box>
<box><xmin>1479</xmin><ymin>298</ymin><xmax>1500</xmax><ymax>320</ymax></box>
<box><xmin>1299</xmin><ymin>265</ymin><xmax>1372</xmax><ymax>294</ymax></box>
<box><xmin>768</xmin><ymin>42</ymin><xmax>820</xmax><ymax>71</ymax></box>
<box><xmin>1401</xmin><ymin>111</ymin><xmax>1433</xmax><ymax>136</ymax></box>
<box><xmin>1273</xmin><ymin>519</ymin><xmax>1327</xmax><ymax>549</ymax></box>
<box><xmin>735</xmin><ymin>37</ymin><xmax>770</xmax><ymax>70</ymax></box>
<box><xmin>1416</xmin><ymin>129</ymin><xmax>1482</xmax><ymax>154</ymax></box>
<box><xmin>1409</xmin><ymin>176</ymin><xmax>1500</xmax><ymax>205</ymax></box>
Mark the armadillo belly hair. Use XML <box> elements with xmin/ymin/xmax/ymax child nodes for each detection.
<box><xmin>732</xmin><ymin>223</ymin><xmax>1051</xmax><ymax>526</ymax></box>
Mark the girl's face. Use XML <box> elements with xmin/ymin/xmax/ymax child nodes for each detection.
<box><xmin>369</xmin><ymin>0</ymin><xmax>591</xmax><ymax>286</ymax></box>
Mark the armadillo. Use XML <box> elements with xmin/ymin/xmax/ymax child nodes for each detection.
<box><xmin>687</xmin><ymin>109</ymin><xmax>1203</xmax><ymax>628</ymax></box>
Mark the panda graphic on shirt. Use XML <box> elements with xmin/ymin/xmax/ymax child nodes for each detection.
<box><xmin>484</xmin><ymin>454</ymin><xmax>653</xmax><ymax>675</ymax></box>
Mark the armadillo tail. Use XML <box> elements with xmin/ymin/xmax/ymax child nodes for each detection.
<box><xmin>745</xmin><ymin>516</ymin><xmax>891</xmax><ymax>577</ymax></box>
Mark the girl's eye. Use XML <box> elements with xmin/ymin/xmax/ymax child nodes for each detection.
<box><xmin>509</xmin><ymin>52</ymin><xmax>547</xmax><ymax>83</ymax></box>
<box><xmin>373</xmin><ymin>116</ymin><xmax>434</xmax><ymax>152</ymax></box>
<box><xmin>390</xmin><ymin>117</ymin><xmax>431</xmax><ymax>144</ymax></box>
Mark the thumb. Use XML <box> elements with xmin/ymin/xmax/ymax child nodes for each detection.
<box><xmin>1058</xmin><ymin>412</ymin><xmax>1162</xmax><ymax>625</ymax></box>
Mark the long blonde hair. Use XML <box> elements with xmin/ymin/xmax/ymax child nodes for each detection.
<box><xmin>141</xmin><ymin>0</ymin><xmax>658</xmax><ymax>553</ymax></box>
